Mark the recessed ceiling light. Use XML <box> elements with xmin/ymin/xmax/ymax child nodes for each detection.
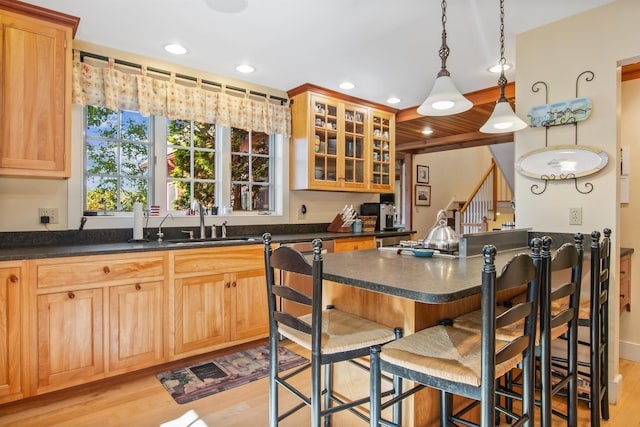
<box><xmin>422</xmin><ymin>128</ymin><xmax>434</xmax><ymax>135</ymax></box>
<box><xmin>235</xmin><ymin>64</ymin><xmax>255</xmax><ymax>73</ymax></box>
<box><xmin>488</xmin><ymin>63</ymin><xmax>512</xmax><ymax>73</ymax></box>
<box><xmin>386</xmin><ymin>97</ymin><xmax>401</xmax><ymax>104</ymax></box>
<box><xmin>164</xmin><ymin>44</ymin><xmax>187</xmax><ymax>55</ymax></box>
<box><xmin>339</xmin><ymin>82</ymin><xmax>355</xmax><ymax>90</ymax></box>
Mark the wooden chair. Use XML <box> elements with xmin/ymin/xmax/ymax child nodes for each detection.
<box><xmin>585</xmin><ymin>228</ymin><xmax>612</xmax><ymax>424</ymax></box>
<box><xmin>370</xmin><ymin>241</ymin><xmax>542</xmax><ymax>427</ymax></box>
<box><xmin>453</xmin><ymin>235</ymin><xmax>584</xmax><ymax>426</ymax></box>
<box><xmin>554</xmin><ymin>229</ymin><xmax>611</xmax><ymax>425</ymax></box>
<box><xmin>537</xmin><ymin>234</ymin><xmax>584</xmax><ymax>426</ymax></box>
<box><xmin>263</xmin><ymin>233</ymin><xmax>399</xmax><ymax>427</ymax></box>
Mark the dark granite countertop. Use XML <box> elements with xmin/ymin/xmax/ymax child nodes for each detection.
<box><xmin>321</xmin><ymin>247</ymin><xmax>529</xmax><ymax>304</ymax></box>
<box><xmin>0</xmin><ymin>229</ymin><xmax>414</xmax><ymax>261</ymax></box>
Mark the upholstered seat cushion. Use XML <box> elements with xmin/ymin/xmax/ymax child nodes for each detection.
<box><xmin>379</xmin><ymin>325</ymin><xmax>522</xmax><ymax>387</ymax></box>
<box><xmin>278</xmin><ymin>309</ymin><xmax>397</xmax><ymax>355</ymax></box>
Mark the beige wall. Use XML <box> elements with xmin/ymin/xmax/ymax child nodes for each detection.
<box><xmin>515</xmin><ymin>0</ymin><xmax>640</xmax><ymax>401</ymax></box>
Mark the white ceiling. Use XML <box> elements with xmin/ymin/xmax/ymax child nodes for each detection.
<box><xmin>25</xmin><ymin>0</ymin><xmax>615</xmax><ymax>110</ymax></box>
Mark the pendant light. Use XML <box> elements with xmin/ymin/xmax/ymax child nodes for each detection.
<box><xmin>480</xmin><ymin>0</ymin><xmax>527</xmax><ymax>133</ymax></box>
<box><xmin>417</xmin><ymin>0</ymin><xmax>472</xmax><ymax>116</ymax></box>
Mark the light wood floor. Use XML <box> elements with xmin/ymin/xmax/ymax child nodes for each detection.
<box><xmin>1</xmin><ymin>340</ymin><xmax>639</xmax><ymax>426</ymax></box>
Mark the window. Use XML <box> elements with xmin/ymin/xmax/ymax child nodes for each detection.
<box><xmin>84</xmin><ymin>106</ymin><xmax>152</xmax><ymax>212</ymax></box>
<box><xmin>166</xmin><ymin>121</ymin><xmax>275</xmax><ymax>213</ymax></box>
<box><xmin>82</xmin><ymin>109</ymin><xmax>278</xmax><ymax>217</ymax></box>
<box><xmin>166</xmin><ymin>120</ymin><xmax>216</xmax><ymax>211</ymax></box>
<box><xmin>230</xmin><ymin>128</ymin><xmax>273</xmax><ymax>211</ymax></box>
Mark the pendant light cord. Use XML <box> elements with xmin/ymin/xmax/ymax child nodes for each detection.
<box><xmin>437</xmin><ymin>0</ymin><xmax>451</xmax><ymax>77</ymax></box>
<box><xmin>496</xmin><ymin>0</ymin><xmax>508</xmax><ymax>102</ymax></box>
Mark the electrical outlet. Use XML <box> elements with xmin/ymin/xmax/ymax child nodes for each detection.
<box><xmin>569</xmin><ymin>207</ymin><xmax>582</xmax><ymax>225</ymax></box>
<box><xmin>39</xmin><ymin>208</ymin><xmax>59</xmax><ymax>224</ymax></box>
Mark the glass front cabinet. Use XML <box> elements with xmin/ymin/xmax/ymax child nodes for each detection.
<box><xmin>289</xmin><ymin>84</ymin><xmax>395</xmax><ymax>193</ymax></box>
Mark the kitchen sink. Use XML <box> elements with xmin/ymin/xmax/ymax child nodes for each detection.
<box><xmin>166</xmin><ymin>236</ymin><xmax>259</xmax><ymax>245</ymax></box>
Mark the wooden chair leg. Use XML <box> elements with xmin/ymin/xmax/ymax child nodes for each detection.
<box><xmin>369</xmin><ymin>346</ymin><xmax>381</xmax><ymax>427</ymax></box>
<box><xmin>269</xmin><ymin>335</ymin><xmax>279</xmax><ymax>427</ymax></box>
<box><xmin>440</xmin><ymin>390</ymin><xmax>453</xmax><ymax>426</ymax></box>
<box><xmin>312</xmin><ymin>354</ymin><xmax>322</xmax><ymax>427</ymax></box>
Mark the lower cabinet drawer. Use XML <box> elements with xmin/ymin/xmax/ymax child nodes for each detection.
<box><xmin>36</xmin><ymin>255</ymin><xmax>165</xmax><ymax>288</ymax></box>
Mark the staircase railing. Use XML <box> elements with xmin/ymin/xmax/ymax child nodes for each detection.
<box><xmin>456</xmin><ymin>159</ymin><xmax>512</xmax><ymax>234</ymax></box>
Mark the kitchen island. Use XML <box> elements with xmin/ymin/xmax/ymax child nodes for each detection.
<box><xmin>318</xmin><ymin>246</ymin><xmax>531</xmax><ymax>426</ymax></box>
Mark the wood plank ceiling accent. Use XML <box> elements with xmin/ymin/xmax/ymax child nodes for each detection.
<box><xmin>395</xmin><ymin>63</ymin><xmax>639</xmax><ymax>154</ymax></box>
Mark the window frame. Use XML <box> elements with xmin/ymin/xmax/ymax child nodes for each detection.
<box><xmin>78</xmin><ymin>108</ymin><xmax>284</xmax><ymax>226</ymax></box>
<box><xmin>83</xmin><ymin>106</ymin><xmax>154</xmax><ymax>214</ymax></box>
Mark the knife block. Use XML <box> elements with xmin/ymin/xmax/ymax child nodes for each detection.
<box><xmin>327</xmin><ymin>214</ymin><xmax>351</xmax><ymax>232</ymax></box>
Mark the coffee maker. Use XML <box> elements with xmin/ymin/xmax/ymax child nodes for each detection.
<box><xmin>360</xmin><ymin>194</ymin><xmax>396</xmax><ymax>231</ymax></box>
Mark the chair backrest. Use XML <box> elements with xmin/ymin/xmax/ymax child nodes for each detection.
<box><xmin>547</xmin><ymin>234</ymin><xmax>584</xmax><ymax>330</ymax></box>
<box><xmin>591</xmin><ymin>229</ymin><xmax>611</xmax><ymax>312</ymax></box>
<box><xmin>480</xmin><ymin>240</ymin><xmax>540</xmax><ymax>425</ymax></box>
<box><xmin>481</xmin><ymin>242</ymin><xmax>539</xmax><ymax>375</ymax></box>
<box><xmin>263</xmin><ymin>233</ymin><xmax>323</xmax><ymax>342</ymax></box>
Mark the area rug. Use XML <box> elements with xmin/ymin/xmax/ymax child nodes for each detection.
<box><xmin>156</xmin><ymin>344</ymin><xmax>308</xmax><ymax>404</ymax></box>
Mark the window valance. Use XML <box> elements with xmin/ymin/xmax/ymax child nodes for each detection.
<box><xmin>71</xmin><ymin>51</ymin><xmax>291</xmax><ymax>136</ymax></box>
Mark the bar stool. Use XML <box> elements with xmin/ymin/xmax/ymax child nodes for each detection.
<box><xmin>370</xmin><ymin>240</ymin><xmax>542</xmax><ymax>427</ymax></box>
<box><xmin>263</xmin><ymin>233</ymin><xmax>399</xmax><ymax>427</ymax></box>
<box><xmin>455</xmin><ymin>236</ymin><xmax>583</xmax><ymax>426</ymax></box>
<box><xmin>536</xmin><ymin>234</ymin><xmax>584</xmax><ymax>426</ymax></box>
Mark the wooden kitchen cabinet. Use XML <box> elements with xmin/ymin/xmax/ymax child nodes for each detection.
<box><xmin>288</xmin><ymin>84</ymin><xmax>396</xmax><ymax>192</ymax></box>
<box><xmin>36</xmin><ymin>288</ymin><xmax>104</xmax><ymax>393</ymax></box>
<box><xmin>0</xmin><ymin>262</ymin><xmax>23</xmax><ymax>403</ymax></box>
<box><xmin>174</xmin><ymin>272</ymin><xmax>229</xmax><ymax>354</ymax></box>
<box><xmin>370</xmin><ymin>111</ymin><xmax>395</xmax><ymax>191</ymax></box>
<box><xmin>29</xmin><ymin>252</ymin><xmax>167</xmax><ymax>394</ymax></box>
<box><xmin>109</xmin><ymin>280</ymin><xmax>164</xmax><ymax>373</ymax></box>
<box><xmin>230</xmin><ymin>269</ymin><xmax>270</xmax><ymax>341</ymax></box>
<box><xmin>171</xmin><ymin>245</ymin><xmax>269</xmax><ymax>358</ymax></box>
<box><xmin>0</xmin><ymin>1</ymin><xmax>79</xmax><ymax>178</ymax></box>
<box><xmin>333</xmin><ymin>236</ymin><xmax>377</xmax><ymax>252</ymax></box>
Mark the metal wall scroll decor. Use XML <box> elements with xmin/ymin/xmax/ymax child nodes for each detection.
<box><xmin>517</xmin><ymin>70</ymin><xmax>608</xmax><ymax>195</ymax></box>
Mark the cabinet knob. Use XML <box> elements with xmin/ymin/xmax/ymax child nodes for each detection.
<box><xmin>232</xmin><ymin>281</ymin><xmax>237</xmax><ymax>288</ymax></box>
<box><xmin>68</xmin><ymin>291</ymin><xmax>75</xmax><ymax>299</ymax></box>
<box><xmin>135</xmin><ymin>284</ymin><xmax>142</xmax><ymax>291</ymax></box>
<box><xmin>225</xmin><ymin>282</ymin><xmax>231</xmax><ymax>288</ymax></box>
<box><xmin>103</xmin><ymin>266</ymin><xmax>111</xmax><ymax>274</ymax></box>
<box><xmin>9</xmin><ymin>274</ymin><xmax>18</xmax><ymax>283</ymax></box>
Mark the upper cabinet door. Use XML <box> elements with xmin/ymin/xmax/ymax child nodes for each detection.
<box><xmin>289</xmin><ymin>84</ymin><xmax>396</xmax><ymax>193</ymax></box>
<box><xmin>0</xmin><ymin>4</ymin><xmax>78</xmax><ymax>178</ymax></box>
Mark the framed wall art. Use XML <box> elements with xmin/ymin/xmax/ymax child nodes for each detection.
<box><xmin>417</xmin><ymin>165</ymin><xmax>429</xmax><ymax>183</ymax></box>
<box><xmin>415</xmin><ymin>184</ymin><xmax>431</xmax><ymax>206</ymax></box>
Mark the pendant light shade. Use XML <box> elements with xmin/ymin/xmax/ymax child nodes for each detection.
<box><xmin>480</xmin><ymin>98</ymin><xmax>527</xmax><ymax>133</ymax></box>
<box><xmin>481</xmin><ymin>0</ymin><xmax>526</xmax><ymax>134</ymax></box>
<box><xmin>417</xmin><ymin>74</ymin><xmax>473</xmax><ymax>116</ymax></box>
<box><xmin>418</xmin><ymin>0</ymin><xmax>472</xmax><ymax>117</ymax></box>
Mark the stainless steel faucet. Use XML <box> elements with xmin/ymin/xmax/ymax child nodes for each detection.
<box><xmin>157</xmin><ymin>213</ymin><xmax>173</xmax><ymax>242</ymax></box>
<box><xmin>197</xmin><ymin>202</ymin><xmax>206</xmax><ymax>239</ymax></box>
<box><xmin>221</xmin><ymin>220</ymin><xmax>227</xmax><ymax>238</ymax></box>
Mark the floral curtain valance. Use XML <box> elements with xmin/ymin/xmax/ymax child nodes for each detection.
<box><xmin>72</xmin><ymin>52</ymin><xmax>291</xmax><ymax>136</ymax></box>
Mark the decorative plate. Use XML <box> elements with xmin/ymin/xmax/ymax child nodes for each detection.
<box><xmin>527</xmin><ymin>97</ymin><xmax>592</xmax><ymax>127</ymax></box>
<box><xmin>516</xmin><ymin>145</ymin><xmax>608</xmax><ymax>180</ymax></box>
